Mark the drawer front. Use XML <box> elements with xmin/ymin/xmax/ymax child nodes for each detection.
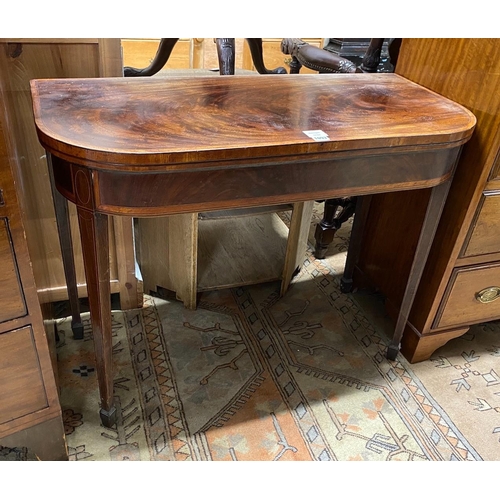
<box><xmin>462</xmin><ymin>192</ymin><xmax>500</xmax><ymax>258</ymax></box>
<box><xmin>435</xmin><ymin>263</ymin><xmax>500</xmax><ymax>329</ymax></box>
<box><xmin>0</xmin><ymin>217</ymin><xmax>27</xmax><ymax>323</ymax></box>
<box><xmin>0</xmin><ymin>326</ymin><xmax>48</xmax><ymax>425</ymax></box>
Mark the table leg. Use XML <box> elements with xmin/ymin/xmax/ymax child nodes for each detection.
<box><xmin>77</xmin><ymin>208</ymin><xmax>116</xmax><ymax>427</ymax></box>
<box><xmin>281</xmin><ymin>200</ymin><xmax>315</xmax><ymax>295</ymax></box>
<box><xmin>46</xmin><ymin>153</ymin><xmax>83</xmax><ymax>339</ymax></box>
<box><xmin>340</xmin><ymin>195</ymin><xmax>372</xmax><ymax>293</ymax></box>
<box><xmin>387</xmin><ymin>180</ymin><xmax>452</xmax><ymax>360</ymax></box>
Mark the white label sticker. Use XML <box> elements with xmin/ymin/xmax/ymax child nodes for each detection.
<box><xmin>303</xmin><ymin>130</ymin><xmax>330</xmax><ymax>142</ymax></box>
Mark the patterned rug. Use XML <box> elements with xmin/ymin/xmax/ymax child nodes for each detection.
<box><xmin>0</xmin><ymin>445</ymin><xmax>34</xmax><ymax>461</ymax></box>
<box><xmin>55</xmin><ymin>206</ymin><xmax>500</xmax><ymax>461</ymax></box>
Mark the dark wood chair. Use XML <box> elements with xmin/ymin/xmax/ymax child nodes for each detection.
<box><xmin>124</xmin><ymin>38</ymin><xmax>287</xmax><ymax>77</ymax></box>
<box><xmin>280</xmin><ymin>38</ymin><xmax>401</xmax><ymax>259</ymax></box>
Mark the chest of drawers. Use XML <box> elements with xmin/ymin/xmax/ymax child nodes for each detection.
<box><xmin>0</xmin><ymin>109</ymin><xmax>67</xmax><ymax>459</ymax></box>
<box><xmin>354</xmin><ymin>38</ymin><xmax>500</xmax><ymax>362</ymax></box>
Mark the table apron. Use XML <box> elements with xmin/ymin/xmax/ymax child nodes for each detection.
<box><xmin>53</xmin><ymin>146</ymin><xmax>461</xmax><ymax>217</ymax></box>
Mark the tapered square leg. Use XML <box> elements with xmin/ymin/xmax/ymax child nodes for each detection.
<box><xmin>388</xmin><ymin>180</ymin><xmax>452</xmax><ymax>358</ymax></box>
<box><xmin>47</xmin><ymin>153</ymin><xmax>83</xmax><ymax>339</ymax></box>
<box><xmin>341</xmin><ymin>196</ymin><xmax>372</xmax><ymax>293</ymax></box>
<box><xmin>77</xmin><ymin>207</ymin><xmax>116</xmax><ymax>427</ymax></box>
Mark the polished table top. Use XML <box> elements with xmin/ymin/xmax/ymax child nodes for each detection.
<box><xmin>31</xmin><ymin>73</ymin><xmax>475</xmax><ymax>171</ymax></box>
<box><xmin>30</xmin><ymin>73</ymin><xmax>475</xmax><ymax>427</ymax></box>
<box><xmin>31</xmin><ymin>74</ymin><xmax>475</xmax><ymax>219</ymax></box>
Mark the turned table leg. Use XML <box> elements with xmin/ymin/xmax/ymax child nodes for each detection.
<box><xmin>77</xmin><ymin>207</ymin><xmax>116</xmax><ymax>427</ymax></box>
<box><xmin>47</xmin><ymin>153</ymin><xmax>83</xmax><ymax>339</ymax></box>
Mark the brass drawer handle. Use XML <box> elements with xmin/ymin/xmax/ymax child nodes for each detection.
<box><xmin>476</xmin><ymin>286</ymin><xmax>500</xmax><ymax>303</ymax></box>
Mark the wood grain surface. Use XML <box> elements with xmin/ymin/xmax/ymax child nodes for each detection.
<box><xmin>31</xmin><ymin>74</ymin><xmax>475</xmax><ymax>170</ymax></box>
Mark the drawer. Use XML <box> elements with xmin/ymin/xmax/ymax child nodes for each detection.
<box><xmin>0</xmin><ymin>326</ymin><xmax>48</xmax><ymax>425</ymax></box>
<box><xmin>435</xmin><ymin>263</ymin><xmax>500</xmax><ymax>329</ymax></box>
<box><xmin>461</xmin><ymin>192</ymin><xmax>500</xmax><ymax>258</ymax></box>
<box><xmin>0</xmin><ymin>217</ymin><xmax>27</xmax><ymax>323</ymax></box>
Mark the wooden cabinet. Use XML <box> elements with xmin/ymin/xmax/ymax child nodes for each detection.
<box><xmin>0</xmin><ymin>103</ymin><xmax>67</xmax><ymax>460</ymax></box>
<box><xmin>0</xmin><ymin>38</ymin><xmax>142</xmax><ymax>309</ymax></box>
<box><xmin>353</xmin><ymin>39</ymin><xmax>500</xmax><ymax>362</ymax></box>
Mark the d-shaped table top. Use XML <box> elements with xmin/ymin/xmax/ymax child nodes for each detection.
<box><xmin>31</xmin><ymin>73</ymin><xmax>476</xmax><ymax>171</ymax></box>
<box><xmin>30</xmin><ymin>72</ymin><xmax>476</xmax><ymax>428</ymax></box>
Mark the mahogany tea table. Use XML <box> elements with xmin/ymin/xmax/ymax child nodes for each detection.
<box><xmin>30</xmin><ymin>74</ymin><xmax>475</xmax><ymax>427</ymax></box>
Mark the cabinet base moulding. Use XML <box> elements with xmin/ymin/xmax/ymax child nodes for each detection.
<box><xmin>400</xmin><ymin>323</ymin><xmax>470</xmax><ymax>363</ymax></box>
